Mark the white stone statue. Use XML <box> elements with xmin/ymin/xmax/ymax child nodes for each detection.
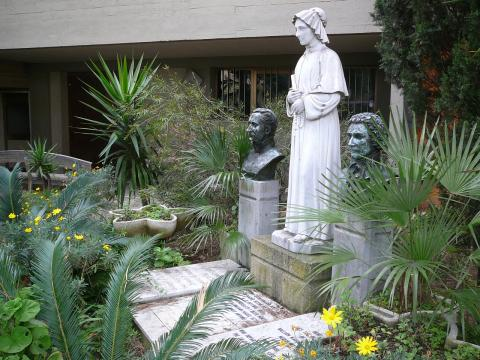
<box><xmin>272</xmin><ymin>7</ymin><xmax>348</xmax><ymax>253</ymax></box>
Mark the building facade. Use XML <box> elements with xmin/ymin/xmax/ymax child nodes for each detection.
<box><xmin>0</xmin><ymin>0</ymin><xmax>402</xmax><ymax>161</ymax></box>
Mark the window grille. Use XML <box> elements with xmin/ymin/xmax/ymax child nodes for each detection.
<box><xmin>217</xmin><ymin>66</ymin><xmax>376</xmax><ymax>119</ymax></box>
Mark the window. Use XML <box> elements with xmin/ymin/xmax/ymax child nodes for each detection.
<box><xmin>1</xmin><ymin>91</ymin><xmax>31</xmax><ymax>148</ymax></box>
<box><xmin>217</xmin><ymin>66</ymin><xmax>376</xmax><ymax>120</ymax></box>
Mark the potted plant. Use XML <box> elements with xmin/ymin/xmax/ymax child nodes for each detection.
<box><xmin>112</xmin><ymin>204</ymin><xmax>177</xmax><ymax>238</ymax></box>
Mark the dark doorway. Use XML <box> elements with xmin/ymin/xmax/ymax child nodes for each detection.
<box><xmin>67</xmin><ymin>72</ymin><xmax>106</xmax><ymax>164</ymax></box>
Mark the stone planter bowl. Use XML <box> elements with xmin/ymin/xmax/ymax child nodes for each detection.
<box><xmin>444</xmin><ymin>310</ymin><xmax>480</xmax><ymax>350</ymax></box>
<box><xmin>112</xmin><ymin>205</ymin><xmax>177</xmax><ymax>239</ymax></box>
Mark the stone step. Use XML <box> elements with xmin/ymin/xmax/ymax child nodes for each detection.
<box><xmin>133</xmin><ymin>259</ymin><xmax>328</xmax><ymax>356</ymax></box>
<box><xmin>136</xmin><ymin>259</ymin><xmax>242</xmax><ymax>304</ymax></box>
<box><xmin>134</xmin><ymin>290</ymin><xmax>296</xmax><ymax>344</ymax></box>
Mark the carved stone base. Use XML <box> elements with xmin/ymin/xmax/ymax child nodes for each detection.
<box><xmin>271</xmin><ymin>229</ymin><xmax>328</xmax><ymax>254</ymax></box>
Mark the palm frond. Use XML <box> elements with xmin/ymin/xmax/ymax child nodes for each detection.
<box><xmin>231</xmin><ymin>126</ymin><xmax>252</xmax><ymax>169</ymax></box>
<box><xmin>434</xmin><ymin>122</ymin><xmax>480</xmax><ymax>199</ymax></box>
<box><xmin>31</xmin><ymin>240</ymin><xmax>87</xmax><ymax>360</ymax></box>
<box><xmin>0</xmin><ymin>249</ymin><xmax>22</xmax><ymax>300</ymax></box>
<box><xmin>181</xmin><ymin>223</ymin><xmax>226</xmax><ymax>253</ymax></box>
<box><xmin>0</xmin><ymin>163</ymin><xmax>23</xmax><ymax>220</ymax></box>
<box><xmin>101</xmin><ymin>238</ymin><xmax>155</xmax><ymax>360</ymax></box>
<box><xmin>443</xmin><ymin>287</ymin><xmax>480</xmax><ymax>324</ymax></box>
<box><xmin>186</xmin><ymin>204</ymin><xmax>228</xmax><ymax>228</ymax></box>
<box><xmin>151</xmin><ymin>271</ymin><xmax>256</xmax><ymax>360</ymax></box>
<box><xmin>52</xmin><ymin>171</ymin><xmax>108</xmax><ymax>212</ymax></box>
<box><xmin>191</xmin><ymin>338</ymin><xmax>276</xmax><ymax>360</ymax></box>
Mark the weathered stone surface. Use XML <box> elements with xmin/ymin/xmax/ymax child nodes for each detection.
<box><xmin>272</xmin><ymin>228</ymin><xmax>328</xmax><ymax>254</ymax></box>
<box><xmin>234</xmin><ymin>178</ymin><xmax>280</xmax><ymax>268</ymax></box>
<box><xmin>205</xmin><ymin>312</ymin><xmax>328</xmax><ymax>357</ymax></box>
<box><xmin>332</xmin><ymin>218</ymin><xmax>392</xmax><ymax>304</ymax></box>
<box><xmin>134</xmin><ymin>290</ymin><xmax>296</xmax><ymax>344</ymax></box>
<box><xmin>251</xmin><ymin>235</ymin><xmax>330</xmax><ymax>313</ymax></box>
<box><xmin>136</xmin><ymin>260</ymin><xmax>242</xmax><ymax>303</ymax></box>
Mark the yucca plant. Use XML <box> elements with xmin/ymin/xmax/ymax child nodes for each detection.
<box><xmin>79</xmin><ymin>54</ymin><xmax>159</xmax><ymax>206</ymax></box>
<box><xmin>26</xmin><ymin>139</ymin><xmax>57</xmax><ymax>189</ymax></box>
<box><xmin>287</xmin><ymin>118</ymin><xmax>480</xmax><ymax>324</ymax></box>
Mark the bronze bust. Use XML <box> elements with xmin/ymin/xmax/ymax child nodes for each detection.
<box><xmin>242</xmin><ymin>108</ymin><xmax>285</xmax><ymax>181</ymax></box>
<box><xmin>345</xmin><ymin>112</ymin><xmax>387</xmax><ymax>180</ymax></box>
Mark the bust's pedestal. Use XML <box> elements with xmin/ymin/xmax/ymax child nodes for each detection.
<box><xmin>233</xmin><ymin>178</ymin><xmax>280</xmax><ymax>268</ymax></box>
<box><xmin>251</xmin><ymin>235</ymin><xmax>330</xmax><ymax>313</ymax></box>
<box><xmin>332</xmin><ymin>218</ymin><xmax>392</xmax><ymax>304</ymax></box>
<box><xmin>271</xmin><ymin>229</ymin><xmax>327</xmax><ymax>254</ymax></box>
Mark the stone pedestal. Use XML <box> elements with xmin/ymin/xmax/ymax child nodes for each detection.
<box><xmin>332</xmin><ymin>218</ymin><xmax>392</xmax><ymax>304</ymax></box>
<box><xmin>251</xmin><ymin>235</ymin><xmax>330</xmax><ymax>313</ymax></box>
<box><xmin>233</xmin><ymin>178</ymin><xmax>280</xmax><ymax>269</ymax></box>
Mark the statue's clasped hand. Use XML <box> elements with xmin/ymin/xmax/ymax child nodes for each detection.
<box><xmin>287</xmin><ymin>89</ymin><xmax>303</xmax><ymax>104</ymax></box>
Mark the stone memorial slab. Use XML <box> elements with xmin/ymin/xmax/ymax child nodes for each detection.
<box><xmin>205</xmin><ymin>313</ymin><xmax>328</xmax><ymax>357</ymax></box>
<box><xmin>136</xmin><ymin>259</ymin><xmax>242</xmax><ymax>303</ymax></box>
<box><xmin>134</xmin><ymin>290</ymin><xmax>295</xmax><ymax>344</ymax></box>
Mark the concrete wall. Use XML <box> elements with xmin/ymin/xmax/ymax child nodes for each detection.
<box><xmin>0</xmin><ymin>0</ymin><xmax>378</xmax><ymax>50</ymax></box>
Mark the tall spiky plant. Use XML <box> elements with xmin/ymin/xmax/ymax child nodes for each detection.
<box><xmin>0</xmin><ymin>249</ymin><xmax>22</xmax><ymax>300</ymax></box>
<box><xmin>79</xmin><ymin>54</ymin><xmax>159</xmax><ymax>206</ymax></box>
<box><xmin>0</xmin><ymin>163</ymin><xmax>23</xmax><ymax>221</ymax></box>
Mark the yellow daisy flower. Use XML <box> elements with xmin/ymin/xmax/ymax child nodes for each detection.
<box><xmin>278</xmin><ymin>339</ymin><xmax>287</xmax><ymax>348</ymax></box>
<box><xmin>310</xmin><ymin>349</ymin><xmax>317</xmax><ymax>358</ymax></box>
<box><xmin>35</xmin><ymin>187</ymin><xmax>41</xmax><ymax>192</ymax></box>
<box><xmin>46</xmin><ymin>212</ymin><xmax>52</xmax><ymax>219</ymax></box>
<box><xmin>66</xmin><ymin>236</ymin><xmax>71</xmax><ymax>240</ymax></box>
<box><xmin>102</xmin><ymin>244</ymin><xmax>112</xmax><ymax>252</ymax></box>
<box><xmin>74</xmin><ymin>234</ymin><xmax>84</xmax><ymax>240</ymax></box>
<box><xmin>52</xmin><ymin>208</ymin><xmax>62</xmax><ymax>215</ymax></box>
<box><xmin>24</xmin><ymin>227</ymin><xmax>33</xmax><ymax>233</ymax></box>
<box><xmin>325</xmin><ymin>329</ymin><xmax>333</xmax><ymax>337</ymax></box>
<box><xmin>321</xmin><ymin>306</ymin><xmax>343</xmax><ymax>329</ymax></box>
<box><xmin>8</xmin><ymin>213</ymin><xmax>16</xmax><ymax>219</ymax></box>
<box><xmin>72</xmin><ymin>163</ymin><xmax>76</xmax><ymax>168</ymax></box>
<box><xmin>54</xmin><ymin>226</ymin><xmax>61</xmax><ymax>231</ymax></box>
<box><xmin>298</xmin><ymin>347</ymin><xmax>305</xmax><ymax>356</ymax></box>
<box><xmin>72</xmin><ymin>171</ymin><xmax>77</xmax><ymax>177</ymax></box>
<box><xmin>58</xmin><ymin>216</ymin><xmax>65</xmax><ymax>221</ymax></box>
<box><xmin>356</xmin><ymin>336</ymin><xmax>378</xmax><ymax>356</ymax></box>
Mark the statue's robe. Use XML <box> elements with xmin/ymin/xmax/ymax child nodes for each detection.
<box><xmin>285</xmin><ymin>46</ymin><xmax>348</xmax><ymax>239</ymax></box>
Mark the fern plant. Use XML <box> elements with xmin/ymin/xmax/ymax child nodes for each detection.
<box><xmin>0</xmin><ymin>163</ymin><xmax>23</xmax><ymax>221</ymax></box>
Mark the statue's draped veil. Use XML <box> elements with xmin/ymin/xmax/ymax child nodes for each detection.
<box><xmin>293</xmin><ymin>7</ymin><xmax>329</xmax><ymax>44</ymax></box>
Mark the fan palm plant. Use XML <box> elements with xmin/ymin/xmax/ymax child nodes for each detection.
<box><xmin>79</xmin><ymin>54</ymin><xmax>159</xmax><ymax>206</ymax></box>
<box><xmin>181</xmin><ymin>126</ymin><xmax>251</xmax><ymax>254</ymax></box>
<box><xmin>287</xmin><ymin>118</ymin><xmax>480</xmax><ymax>323</ymax></box>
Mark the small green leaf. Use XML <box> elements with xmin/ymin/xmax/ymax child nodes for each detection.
<box><xmin>15</xmin><ymin>300</ymin><xmax>40</xmax><ymax>323</ymax></box>
<box><xmin>4</xmin><ymin>355</ymin><xmax>20</xmax><ymax>360</ymax></box>
<box><xmin>29</xmin><ymin>326</ymin><xmax>51</xmax><ymax>355</ymax></box>
<box><xmin>0</xmin><ymin>326</ymin><xmax>32</xmax><ymax>353</ymax></box>
<box><xmin>0</xmin><ymin>298</ymin><xmax>22</xmax><ymax>322</ymax></box>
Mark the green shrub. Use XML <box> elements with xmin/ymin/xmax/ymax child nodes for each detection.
<box><xmin>153</xmin><ymin>247</ymin><xmax>189</xmax><ymax>268</ymax></box>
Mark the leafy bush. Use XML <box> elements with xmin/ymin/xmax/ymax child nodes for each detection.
<box><xmin>153</xmin><ymin>247</ymin><xmax>189</xmax><ymax>268</ymax></box>
<box><xmin>0</xmin><ymin>288</ymin><xmax>60</xmax><ymax>359</ymax></box>
<box><xmin>120</xmin><ymin>205</ymin><xmax>173</xmax><ymax>221</ymax></box>
<box><xmin>372</xmin><ymin>0</ymin><xmax>480</xmax><ymax>124</ymax></box>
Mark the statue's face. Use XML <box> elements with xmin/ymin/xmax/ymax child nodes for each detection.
<box><xmin>347</xmin><ymin>123</ymin><xmax>373</xmax><ymax>160</ymax></box>
<box><xmin>247</xmin><ymin>113</ymin><xmax>271</xmax><ymax>146</ymax></box>
<box><xmin>294</xmin><ymin>19</ymin><xmax>316</xmax><ymax>46</ymax></box>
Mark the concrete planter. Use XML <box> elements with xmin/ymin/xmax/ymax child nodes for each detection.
<box><xmin>112</xmin><ymin>205</ymin><xmax>177</xmax><ymax>238</ymax></box>
<box><xmin>364</xmin><ymin>302</ymin><xmax>436</xmax><ymax>326</ymax></box>
<box><xmin>444</xmin><ymin>310</ymin><xmax>480</xmax><ymax>350</ymax></box>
